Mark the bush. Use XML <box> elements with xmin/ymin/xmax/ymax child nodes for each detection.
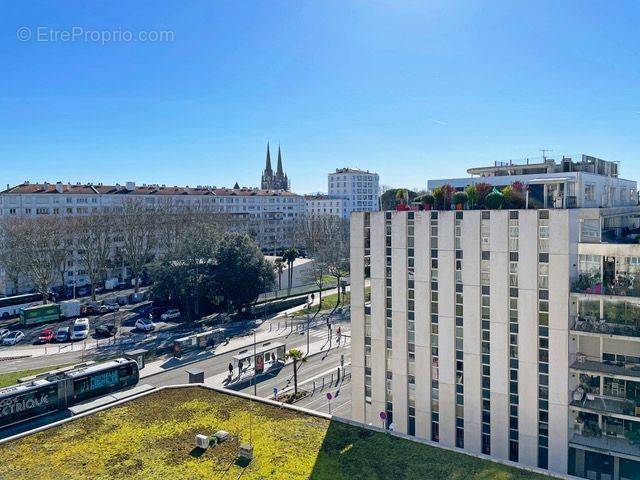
<box><xmin>475</xmin><ymin>182</ymin><xmax>493</xmax><ymax>207</ymax></box>
<box><xmin>421</xmin><ymin>193</ymin><xmax>435</xmax><ymax>206</ymax></box>
<box><xmin>465</xmin><ymin>185</ymin><xmax>478</xmax><ymax>209</ymax></box>
<box><xmin>452</xmin><ymin>191</ymin><xmax>468</xmax><ymax>206</ymax></box>
<box><xmin>485</xmin><ymin>189</ymin><xmax>504</xmax><ymax>209</ymax></box>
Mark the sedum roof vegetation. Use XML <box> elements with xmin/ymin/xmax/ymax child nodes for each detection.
<box><xmin>0</xmin><ymin>387</ymin><xmax>552</xmax><ymax>480</ymax></box>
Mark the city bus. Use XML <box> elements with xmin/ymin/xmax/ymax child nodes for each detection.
<box><xmin>0</xmin><ymin>293</ymin><xmax>45</xmax><ymax>319</ymax></box>
<box><xmin>19</xmin><ymin>304</ymin><xmax>61</xmax><ymax>326</ymax></box>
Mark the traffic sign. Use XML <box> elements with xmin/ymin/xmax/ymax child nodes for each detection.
<box><xmin>326</xmin><ymin>392</ymin><xmax>333</xmax><ymax>401</ymax></box>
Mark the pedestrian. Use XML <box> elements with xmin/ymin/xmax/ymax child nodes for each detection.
<box><xmin>238</xmin><ymin>359</ymin><xmax>243</xmax><ymax>375</ymax></box>
<box><xmin>228</xmin><ymin>363</ymin><xmax>233</xmax><ymax>375</ymax></box>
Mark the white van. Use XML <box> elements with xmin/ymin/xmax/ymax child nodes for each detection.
<box><xmin>70</xmin><ymin>318</ymin><xmax>90</xmax><ymax>341</ymax></box>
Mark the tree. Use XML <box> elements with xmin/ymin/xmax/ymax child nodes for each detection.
<box><xmin>118</xmin><ymin>200</ymin><xmax>157</xmax><ymax>293</ymax></box>
<box><xmin>214</xmin><ymin>232</ymin><xmax>275</xmax><ymax>311</ymax></box>
<box><xmin>285</xmin><ymin>348</ymin><xmax>307</xmax><ymax>397</ymax></box>
<box><xmin>0</xmin><ymin>219</ymin><xmax>27</xmax><ymax>295</ymax></box>
<box><xmin>74</xmin><ymin>213</ymin><xmax>114</xmax><ymax>301</ymax></box>
<box><xmin>150</xmin><ymin>222</ymin><xmax>220</xmax><ymax>319</ymax></box>
<box><xmin>20</xmin><ymin>217</ymin><xmax>69</xmax><ymax>304</ymax></box>
<box><xmin>281</xmin><ymin>248</ymin><xmax>298</xmax><ymax>291</ymax></box>
<box><xmin>274</xmin><ymin>257</ymin><xmax>285</xmax><ymax>290</ymax></box>
<box><xmin>324</xmin><ymin>219</ymin><xmax>350</xmax><ymax>308</ymax></box>
<box><xmin>380</xmin><ymin>188</ymin><xmax>419</xmax><ymax>210</ymax></box>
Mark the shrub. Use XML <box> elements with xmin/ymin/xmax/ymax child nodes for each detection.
<box><xmin>441</xmin><ymin>184</ymin><xmax>455</xmax><ymax>209</ymax></box>
<box><xmin>475</xmin><ymin>182</ymin><xmax>493</xmax><ymax>208</ymax></box>
<box><xmin>432</xmin><ymin>187</ymin><xmax>444</xmax><ymax>210</ymax></box>
<box><xmin>422</xmin><ymin>193</ymin><xmax>435</xmax><ymax>206</ymax></box>
<box><xmin>485</xmin><ymin>189</ymin><xmax>504</xmax><ymax>209</ymax></box>
<box><xmin>465</xmin><ymin>185</ymin><xmax>478</xmax><ymax>209</ymax></box>
<box><xmin>452</xmin><ymin>191</ymin><xmax>468</xmax><ymax>206</ymax></box>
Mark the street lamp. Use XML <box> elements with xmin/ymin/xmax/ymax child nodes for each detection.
<box><xmin>252</xmin><ymin>329</ymin><xmax>257</xmax><ymax>396</ymax></box>
<box><xmin>305</xmin><ymin>296</ymin><xmax>312</xmax><ymax>356</ymax></box>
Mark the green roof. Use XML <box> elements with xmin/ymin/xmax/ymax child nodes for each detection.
<box><xmin>0</xmin><ymin>386</ymin><xmax>553</xmax><ymax>480</ymax></box>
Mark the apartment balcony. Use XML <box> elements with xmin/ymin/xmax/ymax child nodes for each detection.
<box><xmin>571</xmin><ymin>355</ymin><xmax>640</xmax><ymax>381</ymax></box>
<box><xmin>570</xmin><ymin>431</ymin><xmax>640</xmax><ymax>460</ymax></box>
<box><xmin>571</xmin><ymin>317</ymin><xmax>640</xmax><ymax>340</ymax></box>
<box><xmin>571</xmin><ymin>391</ymin><xmax>640</xmax><ymax>419</ymax></box>
<box><xmin>571</xmin><ymin>273</ymin><xmax>640</xmax><ymax>298</ymax></box>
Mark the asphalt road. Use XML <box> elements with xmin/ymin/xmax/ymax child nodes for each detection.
<box><xmin>145</xmin><ymin>323</ymin><xmax>350</xmax><ymax>388</ymax></box>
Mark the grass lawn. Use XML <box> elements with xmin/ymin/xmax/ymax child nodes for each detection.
<box><xmin>291</xmin><ymin>290</ymin><xmax>350</xmax><ymax>317</ymax></box>
<box><xmin>0</xmin><ymin>364</ymin><xmax>72</xmax><ymax>388</ymax></box>
<box><xmin>0</xmin><ymin>386</ymin><xmax>551</xmax><ymax>480</ymax></box>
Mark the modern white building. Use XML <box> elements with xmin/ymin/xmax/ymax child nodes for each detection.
<box><xmin>350</xmin><ymin>158</ymin><xmax>640</xmax><ymax>480</ymax></box>
<box><xmin>0</xmin><ymin>181</ymin><xmax>306</xmax><ymax>294</ymax></box>
<box><xmin>328</xmin><ymin>168</ymin><xmax>380</xmax><ymax>218</ymax></box>
<box><xmin>428</xmin><ymin>155</ymin><xmax>637</xmax><ymax>209</ymax></box>
<box><xmin>303</xmin><ymin>194</ymin><xmax>346</xmax><ymax>217</ymax></box>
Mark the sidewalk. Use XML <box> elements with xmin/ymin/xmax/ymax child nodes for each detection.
<box><xmin>140</xmin><ymin>321</ymin><xmax>350</xmax><ymax>380</ymax></box>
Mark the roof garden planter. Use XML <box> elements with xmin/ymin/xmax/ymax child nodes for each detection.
<box><xmin>452</xmin><ymin>192</ymin><xmax>468</xmax><ymax>211</ymax></box>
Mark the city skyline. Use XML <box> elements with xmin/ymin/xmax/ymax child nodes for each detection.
<box><xmin>2</xmin><ymin>1</ymin><xmax>640</xmax><ymax>192</ymax></box>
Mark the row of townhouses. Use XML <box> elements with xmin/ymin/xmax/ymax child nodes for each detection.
<box><xmin>351</xmin><ymin>155</ymin><xmax>640</xmax><ymax>480</ymax></box>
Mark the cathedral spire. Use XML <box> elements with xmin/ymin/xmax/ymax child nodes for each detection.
<box><xmin>264</xmin><ymin>142</ymin><xmax>272</xmax><ymax>174</ymax></box>
<box><xmin>276</xmin><ymin>145</ymin><xmax>284</xmax><ymax>176</ymax></box>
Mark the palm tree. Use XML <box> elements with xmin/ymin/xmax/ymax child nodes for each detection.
<box><xmin>285</xmin><ymin>348</ymin><xmax>307</xmax><ymax>397</ymax></box>
<box><xmin>274</xmin><ymin>257</ymin><xmax>285</xmax><ymax>291</ymax></box>
<box><xmin>281</xmin><ymin>248</ymin><xmax>298</xmax><ymax>291</ymax></box>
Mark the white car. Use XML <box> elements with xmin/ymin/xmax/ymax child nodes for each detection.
<box><xmin>70</xmin><ymin>318</ymin><xmax>90</xmax><ymax>341</ymax></box>
<box><xmin>160</xmin><ymin>309</ymin><xmax>181</xmax><ymax>321</ymax></box>
<box><xmin>135</xmin><ymin>317</ymin><xmax>155</xmax><ymax>332</ymax></box>
<box><xmin>2</xmin><ymin>331</ymin><xmax>25</xmax><ymax>346</ymax></box>
<box><xmin>0</xmin><ymin>329</ymin><xmax>10</xmax><ymax>340</ymax></box>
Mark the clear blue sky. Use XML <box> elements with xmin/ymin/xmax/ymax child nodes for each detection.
<box><xmin>1</xmin><ymin>1</ymin><xmax>639</xmax><ymax>193</ymax></box>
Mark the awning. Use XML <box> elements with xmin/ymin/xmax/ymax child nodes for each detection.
<box><xmin>526</xmin><ymin>177</ymin><xmax>573</xmax><ymax>185</ymax></box>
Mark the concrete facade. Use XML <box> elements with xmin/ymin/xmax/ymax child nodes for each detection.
<box><xmin>350</xmin><ymin>207</ymin><xmax>640</xmax><ymax>478</ymax></box>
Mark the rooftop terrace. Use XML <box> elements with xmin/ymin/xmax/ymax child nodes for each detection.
<box><xmin>0</xmin><ymin>386</ymin><xmax>552</xmax><ymax>480</ymax></box>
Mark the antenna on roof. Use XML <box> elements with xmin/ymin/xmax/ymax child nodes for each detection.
<box><xmin>540</xmin><ymin>148</ymin><xmax>553</xmax><ymax>161</ymax></box>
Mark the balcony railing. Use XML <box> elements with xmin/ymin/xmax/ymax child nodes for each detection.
<box><xmin>571</xmin><ymin>355</ymin><xmax>640</xmax><ymax>379</ymax></box>
<box><xmin>571</xmin><ymin>390</ymin><xmax>640</xmax><ymax>417</ymax></box>
<box><xmin>570</xmin><ymin>430</ymin><xmax>640</xmax><ymax>458</ymax></box>
<box><xmin>601</xmin><ymin>227</ymin><xmax>640</xmax><ymax>245</ymax></box>
<box><xmin>572</xmin><ymin>273</ymin><xmax>640</xmax><ymax>298</ymax></box>
<box><xmin>572</xmin><ymin>316</ymin><xmax>640</xmax><ymax>339</ymax></box>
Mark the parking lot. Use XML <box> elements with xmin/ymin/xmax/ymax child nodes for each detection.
<box><xmin>0</xmin><ymin>299</ymin><xmax>180</xmax><ymax>350</ymax></box>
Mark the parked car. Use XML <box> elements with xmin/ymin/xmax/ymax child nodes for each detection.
<box><xmin>2</xmin><ymin>331</ymin><xmax>25</xmax><ymax>346</ymax></box>
<box><xmin>83</xmin><ymin>302</ymin><xmax>101</xmax><ymax>315</ymax></box>
<box><xmin>70</xmin><ymin>318</ymin><xmax>90</xmax><ymax>341</ymax></box>
<box><xmin>95</xmin><ymin>323</ymin><xmax>118</xmax><ymax>337</ymax></box>
<box><xmin>135</xmin><ymin>317</ymin><xmax>155</xmax><ymax>332</ymax></box>
<box><xmin>160</xmin><ymin>309</ymin><xmax>181</xmax><ymax>321</ymax></box>
<box><xmin>38</xmin><ymin>328</ymin><xmax>55</xmax><ymax>343</ymax></box>
<box><xmin>0</xmin><ymin>329</ymin><xmax>10</xmax><ymax>340</ymax></box>
<box><xmin>98</xmin><ymin>303</ymin><xmax>119</xmax><ymax>314</ymax></box>
<box><xmin>56</xmin><ymin>326</ymin><xmax>70</xmax><ymax>342</ymax></box>
<box><xmin>76</xmin><ymin>285</ymin><xmax>92</xmax><ymax>297</ymax></box>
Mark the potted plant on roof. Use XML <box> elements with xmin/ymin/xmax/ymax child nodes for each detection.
<box><xmin>452</xmin><ymin>191</ymin><xmax>468</xmax><ymax>211</ymax></box>
<box><xmin>465</xmin><ymin>185</ymin><xmax>478</xmax><ymax>210</ymax></box>
<box><xmin>441</xmin><ymin>184</ymin><xmax>455</xmax><ymax>210</ymax></box>
<box><xmin>421</xmin><ymin>193</ymin><xmax>435</xmax><ymax>211</ymax></box>
<box><xmin>475</xmin><ymin>182</ymin><xmax>493</xmax><ymax>209</ymax></box>
<box><xmin>432</xmin><ymin>187</ymin><xmax>444</xmax><ymax>211</ymax></box>
<box><xmin>485</xmin><ymin>187</ymin><xmax>504</xmax><ymax>210</ymax></box>
<box><xmin>395</xmin><ymin>189</ymin><xmax>409</xmax><ymax>211</ymax></box>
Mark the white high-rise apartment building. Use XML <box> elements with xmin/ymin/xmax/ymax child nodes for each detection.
<box><xmin>351</xmin><ymin>156</ymin><xmax>640</xmax><ymax>480</ymax></box>
<box><xmin>328</xmin><ymin>168</ymin><xmax>379</xmax><ymax>219</ymax></box>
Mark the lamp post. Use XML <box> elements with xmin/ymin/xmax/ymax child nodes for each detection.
<box><xmin>252</xmin><ymin>329</ymin><xmax>257</xmax><ymax>396</ymax></box>
<box><xmin>306</xmin><ymin>296</ymin><xmax>312</xmax><ymax>356</ymax></box>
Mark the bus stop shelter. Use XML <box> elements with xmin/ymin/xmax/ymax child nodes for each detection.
<box><xmin>232</xmin><ymin>341</ymin><xmax>286</xmax><ymax>375</ymax></box>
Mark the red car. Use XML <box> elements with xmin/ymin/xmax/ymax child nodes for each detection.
<box><xmin>38</xmin><ymin>328</ymin><xmax>55</xmax><ymax>343</ymax></box>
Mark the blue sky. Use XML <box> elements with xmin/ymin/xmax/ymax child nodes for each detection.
<box><xmin>1</xmin><ymin>0</ymin><xmax>639</xmax><ymax>193</ymax></box>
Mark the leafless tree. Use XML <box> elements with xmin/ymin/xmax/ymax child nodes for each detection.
<box><xmin>19</xmin><ymin>216</ymin><xmax>69</xmax><ymax>304</ymax></box>
<box><xmin>118</xmin><ymin>200</ymin><xmax>158</xmax><ymax>293</ymax></box>
<box><xmin>0</xmin><ymin>218</ymin><xmax>28</xmax><ymax>295</ymax></box>
<box><xmin>74</xmin><ymin>212</ymin><xmax>115</xmax><ymax>301</ymax></box>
